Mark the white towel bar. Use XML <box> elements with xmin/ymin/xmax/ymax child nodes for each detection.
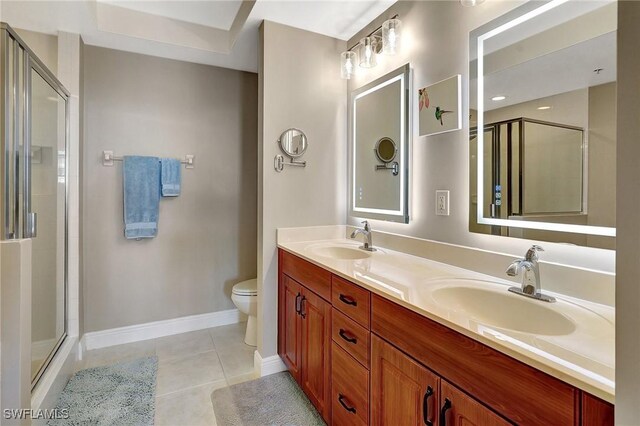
<box><xmin>102</xmin><ymin>151</ymin><xmax>195</xmax><ymax>169</ymax></box>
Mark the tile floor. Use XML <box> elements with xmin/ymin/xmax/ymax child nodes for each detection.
<box><xmin>79</xmin><ymin>322</ymin><xmax>257</xmax><ymax>426</ymax></box>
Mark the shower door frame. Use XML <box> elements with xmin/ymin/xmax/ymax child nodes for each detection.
<box><xmin>0</xmin><ymin>22</ymin><xmax>71</xmax><ymax>390</ymax></box>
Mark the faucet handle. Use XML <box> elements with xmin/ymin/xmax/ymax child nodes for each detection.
<box><xmin>361</xmin><ymin>220</ymin><xmax>370</xmax><ymax>231</ymax></box>
<box><xmin>525</xmin><ymin>245</ymin><xmax>544</xmax><ymax>261</ymax></box>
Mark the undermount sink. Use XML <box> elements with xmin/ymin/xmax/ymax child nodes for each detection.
<box><xmin>429</xmin><ymin>283</ymin><xmax>576</xmax><ymax>336</ymax></box>
<box><xmin>310</xmin><ymin>245</ymin><xmax>372</xmax><ymax>260</ymax></box>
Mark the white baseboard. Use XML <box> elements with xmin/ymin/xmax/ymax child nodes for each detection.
<box><xmin>254</xmin><ymin>350</ymin><xmax>287</xmax><ymax>377</ymax></box>
<box><xmin>82</xmin><ymin>309</ymin><xmax>244</xmax><ymax>351</ymax></box>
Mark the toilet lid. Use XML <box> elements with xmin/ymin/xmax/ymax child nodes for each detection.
<box><xmin>232</xmin><ymin>278</ymin><xmax>257</xmax><ymax>296</ymax></box>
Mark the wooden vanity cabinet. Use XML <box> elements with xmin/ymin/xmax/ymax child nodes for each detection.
<box><xmin>277</xmin><ymin>249</ymin><xmax>614</xmax><ymax>426</ymax></box>
<box><xmin>278</xmin><ymin>251</ymin><xmax>332</xmax><ymax>422</ymax></box>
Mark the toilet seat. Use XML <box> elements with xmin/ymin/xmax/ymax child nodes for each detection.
<box><xmin>232</xmin><ymin>278</ymin><xmax>257</xmax><ymax>296</ymax></box>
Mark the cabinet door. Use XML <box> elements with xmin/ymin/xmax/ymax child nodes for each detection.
<box><xmin>300</xmin><ymin>288</ymin><xmax>332</xmax><ymax>422</ymax></box>
<box><xmin>279</xmin><ymin>274</ymin><xmax>303</xmax><ymax>383</ymax></box>
<box><xmin>439</xmin><ymin>380</ymin><xmax>510</xmax><ymax>426</ymax></box>
<box><xmin>371</xmin><ymin>335</ymin><xmax>440</xmax><ymax>426</ymax></box>
<box><xmin>582</xmin><ymin>393</ymin><xmax>614</xmax><ymax>426</ymax></box>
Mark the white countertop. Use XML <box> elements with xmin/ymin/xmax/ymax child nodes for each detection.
<box><xmin>277</xmin><ymin>237</ymin><xmax>615</xmax><ymax>403</ymax></box>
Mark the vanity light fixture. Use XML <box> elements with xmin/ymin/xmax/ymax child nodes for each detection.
<box><xmin>537</xmin><ymin>106</ymin><xmax>552</xmax><ymax>110</ymax></box>
<box><xmin>339</xmin><ymin>15</ymin><xmax>402</xmax><ymax>79</ymax></box>
<box><xmin>341</xmin><ymin>51</ymin><xmax>357</xmax><ymax>79</ymax></box>
<box><xmin>491</xmin><ymin>95</ymin><xmax>506</xmax><ymax>101</ymax></box>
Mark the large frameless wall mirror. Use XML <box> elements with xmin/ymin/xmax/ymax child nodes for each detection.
<box><xmin>469</xmin><ymin>0</ymin><xmax>616</xmax><ymax>249</ymax></box>
<box><xmin>1</xmin><ymin>23</ymin><xmax>69</xmax><ymax>387</ymax></box>
<box><xmin>350</xmin><ymin>64</ymin><xmax>410</xmax><ymax>223</ymax></box>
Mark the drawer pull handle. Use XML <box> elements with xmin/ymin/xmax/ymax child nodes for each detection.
<box><xmin>338</xmin><ymin>394</ymin><xmax>357</xmax><ymax>414</ymax></box>
<box><xmin>339</xmin><ymin>329</ymin><xmax>358</xmax><ymax>344</ymax></box>
<box><xmin>295</xmin><ymin>293</ymin><xmax>302</xmax><ymax>315</ymax></box>
<box><xmin>439</xmin><ymin>398</ymin><xmax>452</xmax><ymax>426</ymax></box>
<box><xmin>423</xmin><ymin>386</ymin><xmax>434</xmax><ymax>426</ymax></box>
<box><xmin>339</xmin><ymin>294</ymin><xmax>358</xmax><ymax>306</ymax></box>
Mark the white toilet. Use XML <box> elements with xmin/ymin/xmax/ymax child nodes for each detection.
<box><xmin>231</xmin><ymin>278</ymin><xmax>258</xmax><ymax>346</ymax></box>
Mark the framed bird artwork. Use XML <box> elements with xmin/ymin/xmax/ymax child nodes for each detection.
<box><xmin>418</xmin><ymin>74</ymin><xmax>461</xmax><ymax>136</ymax></box>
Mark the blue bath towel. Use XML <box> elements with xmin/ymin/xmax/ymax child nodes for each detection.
<box><xmin>160</xmin><ymin>158</ymin><xmax>181</xmax><ymax>197</ymax></box>
<box><xmin>123</xmin><ymin>156</ymin><xmax>160</xmax><ymax>239</ymax></box>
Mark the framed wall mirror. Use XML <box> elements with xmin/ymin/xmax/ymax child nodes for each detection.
<box><xmin>469</xmin><ymin>0</ymin><xmax>616</xmax><ymax>249</ymax></box>
<box><xmin>350</xmin><ymin>64</ymin><xmax>410</xmax><ymax>223</ymax></box>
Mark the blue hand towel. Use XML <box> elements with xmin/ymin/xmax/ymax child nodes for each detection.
<box><xmin>123</xmin><ymin>156</ymin><xmax>160</xmax><ymax>239</ymax></box>
<box><xmin>160</xmin><ymin>158</ymin><xmax>181</xmax><ymax>197</ymax></box>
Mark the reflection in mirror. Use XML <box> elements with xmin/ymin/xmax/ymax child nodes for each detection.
<box><xmin>375</xmin><ymin>137</ymin><xmax>398</xmax><ymax>163</ymax></box>
<box><xmin>374</xmin><ymin>137</ymin><xmax>399</xmax><ymax>176</ymax></box>
<box><xmin>469</xmin><ymin>0</ymin><xmax>616</xmax><ymax>249</ymax></box>
<box><xmin>278</xmin><ymin>128</ymin><xmax>308</xmax><ymax>158</ymax></box>
<box><xmin>350</xmin><ymin>64</ymin><xmax>410</xmax><ymax>223</ymax></box>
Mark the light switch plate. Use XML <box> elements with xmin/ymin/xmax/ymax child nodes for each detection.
<box><xmin>436</xmin><ymin>190</ymin><xmax>450</xmax><ymax>216</ymax></box>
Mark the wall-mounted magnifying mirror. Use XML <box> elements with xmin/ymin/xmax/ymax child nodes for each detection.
<box><xmin>469</xmin><ymin>0</ymin><xmax>616</xmax><ymax>249</ymax></box>
<box><xmin>350</xmin><ymin>64</ymin><xmax>410</xmax><ymax>223</ymax></box>
<box><xmin>279</xmin><ymin>128</ymin><xmax>307</xmax><ymax>158</ymax></box>
<box><xmin>274</xmin><ymin>128</ymin><xmax>308</xmax><ymax>172</ymax></box>
<box><xmin>374</xmin><ymin>137</ymin><xmax>399</xmax><ymax>176</ymax></box>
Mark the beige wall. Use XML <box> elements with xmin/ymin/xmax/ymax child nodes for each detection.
<box><xmin>347</xmin><ymin>1</ymin><xmax>615</xmax><ymax>275</ymax></box>
<box><xmin>13</xmin><ymin>28</ymin><xmax>57</xmax><ymax>75</ymax></box>
<box><xmin>82</xmin><ymin>46</ymin><xmax>257</xmax><ymax>332</ymax></box>
<box><xmin>616</xmin><ymin>2</ymin><xmax>640</xmax><ymax>423</ymax></box>
<box><xmin>258</xmin><ymin>21</ymin><xmax>347</xmax><ymax>357</ymax></box>
<box><xmin>587</xmin><ymin>82</ymin><xmax>616</xmax><ymax>249</ymax></box>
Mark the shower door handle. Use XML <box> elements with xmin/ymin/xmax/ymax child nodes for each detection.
<box><xmin>26</xmin><ymin>212</ymin><xmax>37</xmax><ymax>238</ymax></box>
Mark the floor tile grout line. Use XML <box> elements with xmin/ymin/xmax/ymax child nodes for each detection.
<box><xmin>155</xmin><ymin>378</ymin><xmax>229</xmax><ymax>400</ymax></box>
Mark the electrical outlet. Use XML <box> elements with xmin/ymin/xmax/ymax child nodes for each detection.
<box><xmin>436</xmin><ymin>190</ymin><xmax>450</xmax><ymax>216</ymax></box>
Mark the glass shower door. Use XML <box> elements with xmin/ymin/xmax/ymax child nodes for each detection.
<box><xmin>29</xmin><ymin>66</ymin><xmax>67</xmax><ymax>384</ymax></box>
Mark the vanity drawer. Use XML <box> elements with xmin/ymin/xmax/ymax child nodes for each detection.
<box><xmin>332</xmin><ymin>308</ymin><xmax>370</xmax><ymax>368</ymax></box>
<box><xmin>280</xmin><ymin>250</ymin><xmax>331</xmax><ymax>301</ymax></box>
<box><xmin>331</xmin><ymin>275</ymin><xmax>370</xmax><ymax>328</ymax></box>
<box><xmin>331</xmin><ymin>343</ymin><xmax>369</xmax><ymax>426</ymax></box>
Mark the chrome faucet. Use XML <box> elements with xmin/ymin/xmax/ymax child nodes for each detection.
<box><xmin>350</xmin><ymin>221</ymin><xmax>376</xmax><ymax>252</ymax></box>
<box><xmin>506</xmin><ymin>245</ymin><xmax>555</xmax><ymax>303</ymax></box>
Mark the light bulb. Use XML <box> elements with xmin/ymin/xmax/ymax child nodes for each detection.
<box><xmin>382</xmin><ymin>18</ymin><xmax>402</xmax><ymax>55</ymax></box>
<box><xmin>359</xmin><ymin>37</ymin><xmax>377</xmax><ymax>68</ymax></box>
<box><xmin>345</xmin><ymin>58</ymin><xmax>353</xmax><ymax>73</ymax></box>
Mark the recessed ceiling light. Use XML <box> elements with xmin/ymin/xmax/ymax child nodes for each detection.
<box><xmin>537</xmin><ymin>106</ymin><xmax>551</xmax><ymax>110</ymax></box>
<box><xmin>491</xmin><ymin>96</ymin><xmax>506</xmax><ymax>101</ymax></box>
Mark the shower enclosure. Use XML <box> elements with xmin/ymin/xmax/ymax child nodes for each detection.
<box><xmin>0</xmin><ymin>23</ymin><xmax>69</xmax><ymax>388</ymax></box>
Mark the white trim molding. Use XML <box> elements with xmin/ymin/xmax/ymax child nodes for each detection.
<box><xmin>32</xmin><ymin>337</ymin><xmax>79</xmax><ymax>412</ymax></box>
<box><xmin>254</xmin><ymin>350</ymin><xmax>286</xmax><ymax>377</ymax></box>
<box><xmin>82</xmin><ymin>309</ymin><xmax>243</xmax><ymax>351</ymax></box>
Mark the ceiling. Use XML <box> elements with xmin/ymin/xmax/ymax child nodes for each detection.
<box><xmin>0</xmin><ymin>0</ymin><xmax>396</xmax><ymax>73</ymax></box>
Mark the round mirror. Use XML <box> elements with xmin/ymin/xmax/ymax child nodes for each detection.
<box><xmin>278</xmin><ymin>128</ymin><xmax>308</xmax><ymax>158</ymax></box>
<box><xmin>375</xmin><ymin>137</ymin><xmax>398</xmax><ymax>163</ymax></box>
